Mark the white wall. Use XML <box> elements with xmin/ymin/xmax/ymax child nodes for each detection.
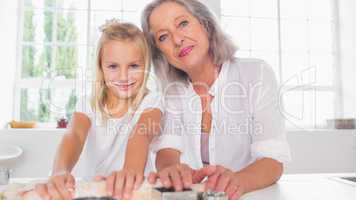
<box><xmin>1</xmin><ymin>129</ymin><xmax>356</xmax><ymax>178</ymax></box>
<box><xmin>0</xmin><ymin>129</ymin><xmax>65</xmax><ymax>178</ymax></box>
<box><xmin>0</xmin><ymin>1</ymin><xmax>19</xmax><ymax>127</ymax></box>
<box><xmin>284</xmin><ymin>130</ymin><xmax>356</xmax><ymax>173</ymax></box>
<box><xmin>339</xmin><ymin>0</ymin><xmax>356</xmax><ymax>117</ymax></box>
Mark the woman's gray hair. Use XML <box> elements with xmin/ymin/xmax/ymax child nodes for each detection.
<box><xmin>141</xmin><ymin>0</ymin><xmax>237</xmax><ymax>87</ymax></box>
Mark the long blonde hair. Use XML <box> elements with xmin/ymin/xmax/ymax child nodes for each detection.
<box><xmin>91</xmin><ymin>20</ymin><xmax>151</xmax><ymax>123</ymax></box>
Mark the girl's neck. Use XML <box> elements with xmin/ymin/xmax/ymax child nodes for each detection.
<box><xmin>106</xmin><ymin>93</ymin><xmax>129</xmax><ymax>118</ymax></box>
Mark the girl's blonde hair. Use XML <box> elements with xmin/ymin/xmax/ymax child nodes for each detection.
<box><xmin>91</xmin><ymin>20</ymin><xmax>151</xmax><ymax>122</ymax></box>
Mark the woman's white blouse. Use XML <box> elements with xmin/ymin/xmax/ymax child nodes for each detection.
<box><xmin>152</xmin><ymin>58</ymin><xmax>292</xmax><ymax>171</ymax></box>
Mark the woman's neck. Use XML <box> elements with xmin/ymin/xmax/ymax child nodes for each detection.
<box><xmin>186</xmin><ymin>56</ymin><xmax>219</xmax><ymax>95</ymax></box>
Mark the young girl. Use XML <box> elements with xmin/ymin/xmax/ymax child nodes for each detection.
<box><xmin>33</xmin><ymin>20</ymin><xmax>163</xmax><ymax>200</ymax></box>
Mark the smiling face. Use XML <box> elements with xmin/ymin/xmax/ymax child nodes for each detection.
<box><xmin>101</xmin><ymin>40</ymin><xmax>145</xmax><ymax>100</ymax></box>
<box><xmin>149</xmin><ymin>2</ymin><xmax>211</xmax><ymax>73</ymax></box>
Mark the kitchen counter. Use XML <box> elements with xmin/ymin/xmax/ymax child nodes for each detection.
<box><xmin>241</xmin><ymin>173</ymin><xmax>356</xmax><ymax>200</ymax></box>
<box><xmin>2</xmin><ymin>173</ymin><xmax>356</xmax><ymax>200</ymax></box>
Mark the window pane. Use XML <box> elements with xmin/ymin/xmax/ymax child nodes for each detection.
<box><xmin>123</xmin><ymin>0</ymin><xmax>148</xmax><ymax>12</ymax></box>
<box><xmin>251</xmin><ymin>19</ymin><xmax>278</xmax><ymax>51</ymax></box>
<box><xmin>310</xmin><ymin>53</ymin><xmax>334</xmax><ymax>86</ymax></box>
<box><xmin>20</xmin><ymin>88</ymin><xmax>47</xmax><ymax>122</ymax></box>
<box><xmin>315</xmin><ymin>91</ymin><xmax>335</xmax><ymax>127</ymax></box>
<box><xmin>87</xmin><ymin>46</ymin><xmax>97</xmax><ymax>71</ymax></box>
<box><xmin>282</xmin><ymin>54</ymin><xmax>334</xmax><ymax>87</ymax></box>
<box><xmin>23</xmin><ymin>9</ymin><xmax>55</xmax><ymax>42</ymax></box>
<box><xmin>281</xmin><ymin>53</ymin><xmax>309</xmax><ymax>83</ymax></box>
<box><xmin>25</xmin><ymin>0</ymin><xmax>87</xmax><ymax>9</ymax></box>
<box><xmin>22</xmin><ymin>44</ymin><xmax>52</xmax><ymax>78</ymax></box>
<box><xmin>310</xmin><ymin>0</ymin><xmax>333</xmax><ymax>21</ymax></box>
<box><xmin>235</xmin><ymin>50</ymin><xmax>251</xmax><ymax>58</ymax></box>
<box><xmin>92</xmin><ymin>0</ymin><xmax>122</xmax><ymax>11</ymax></box>
<box><xmin>281</xmin><ymin>20</ymin><xmax>308</xmax><ymax>52</ymax></box>
<box><xmin>280</xmin><ymin>0</ymin><xmax>308</xmax><ymax>19</ymax></box>
<box><xmin>309</xmin><ymin>21</ymin><xmax>333</xmax><ymax>52</ymax></box>
<box><xmin>24</xmin><ymin>0</ymin><xmax>55</xmax><ymax>9</ymax></box>
<box><xmin>20</xmin><ymin>88</ymin><xmax>77</xmax><ymax>122</ymax></box>
<box><xmin>122</xmin><ymin>11</ymin><xmax>141</xmax><ymax>26</ymax></box>
<box><xmin>54</xmin><ymin>46</ymin><xmax>87</xmax><ymax>79</ymax></box>
<box><xmin>60</xmin><ymin>0</ymin><xmax>88</xmax><ymax>10</ymax></box>
<box><xmin>56</xmin><ymin>10</ymin><xmax>88</xmax><ymax>44</ymax></box>
<box><xmin>221</xmin><ymin>17</ymin><xmax>251</xmax><ymax>50</ymax></box>
<box><xmin>221</xmin><ymin>0</ymin><xmax>249</xmax><ymax>17</ymax></box>
<box><xmin>90</xmin><ymin>11</ymin><xmax>123</xmax><ymax>45</ymax></box>
<box><xmin>251</xmin><ymin>0</ymin><xmax>277</xmax><ymax>18</ymax></box>
<box><xmin>251</xmin><ymin>51</ymin><xmax>280</xmax><ymax>81</ymax></box>
<box><xmin>282</xmin><ymin>90</ymin><xmax>335</xmax><ymax>128</ymax></box>
<box><xmin>282</xmin><ymin>90</ymin><xmax>313</xmax><ymax>128</ymax></box>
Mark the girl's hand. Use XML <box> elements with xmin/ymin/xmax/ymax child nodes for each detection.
<box><xmin>95</xmin><ymin>169</ymin><xmax>144</xmax><ymax>200</ymax></box>
<box><xmin>34</xmin><ymin>172</ymin><xmax>75</xmax><ymax>200</ymax></box>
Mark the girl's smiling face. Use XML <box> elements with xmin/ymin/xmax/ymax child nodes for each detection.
<box><xmin>101</xmin><ymin>40</ymin><xmax>145</xmax><ymax>100</ymax></box>
<box><xmin>149</xmin><ymin>2</ymin><xmax>210</xmax><ymax>73</ymax></box>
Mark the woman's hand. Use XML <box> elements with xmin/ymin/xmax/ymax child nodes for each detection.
<box><xmin>205</xmin><ymin>165</ymin><xmax>246</xmax><ymax>200</ymax></box>
<box><xmin>148</xmin><ymin>163</ymin><xmax>194</xmax><ymax>191</ymax></box>
<box><xmin>34</xmin><ymin>172</ymin><xmax>75</xmax><ymax>200</ymax></box>
<box><xmin>95</xmin><ymin>169</ymin><xmax>144</xmax><ymax>200</ymax></box>
<box><xmin>148</xmin><ymin>164</ymin><xmax>216</xmax><ymax>191</ymax></box>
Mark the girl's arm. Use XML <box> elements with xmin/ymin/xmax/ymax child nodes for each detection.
<box><xmin>52</xmin><ymin>112</ymin><xmax>91</xmax><ymax>174</ymax></box>
<box><xmin>123</xmin><ymin>108</ymin><xmax>162</xmax><ymax>172</ymax></box>
<box><xmin>33</xmin><ymin>112</ymin><xmax>91</xmax><ymax>200</ymax></box>
<box><xmin>155</xmin><ymin>148</ymin><xmax>180</xmax><ymax>171</ymax></box>
<box><xmin>104</xmin><ymin>108</ymin><xmax>162</xmax><ymax>199</ymax></box>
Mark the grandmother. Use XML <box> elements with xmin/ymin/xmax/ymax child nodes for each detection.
<box><xmin>141</xmin><ymin>0</ymin><xmax>291</xmax><ymax>199</ymax></box>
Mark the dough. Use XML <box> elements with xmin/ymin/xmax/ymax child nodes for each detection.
<box><xmin>0</xmin><ymin>180</ymin><xmax>204</xmax><ymax>200</ymax></box>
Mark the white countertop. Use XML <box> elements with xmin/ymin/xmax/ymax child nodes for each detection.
<box><xmin>241</xmin><ymin>173</ymin><xmax>356</xmax><ymax>200</ymax></box>
<box><xmin>2</xmin><ymin>173</ymin><xmax>356</xmax><ymax>200</ymax></box>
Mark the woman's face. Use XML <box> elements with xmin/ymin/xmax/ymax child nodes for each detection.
<box><xmin>101</xmin><ymin>40</ymin><xmax>145</xmax><ymax>100</ymax></box>
<box><xmin>149</xmin><ymin>2</ymin><xmax>210</xmax><ymax>73</ymax></box>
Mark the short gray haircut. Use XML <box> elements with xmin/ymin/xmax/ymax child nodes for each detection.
<box><xmin>141</xmin><ymin>0</ymin><xmax>237</xmax><ymax>87</ymax></box>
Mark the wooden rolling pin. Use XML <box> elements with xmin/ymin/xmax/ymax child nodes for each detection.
<box><xmin>9</xmin><ymin>120</ymin><xmax>37</xmax><ymax>129</ymax></box>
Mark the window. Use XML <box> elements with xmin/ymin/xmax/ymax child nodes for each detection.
<box><xmin>16</xmin><ymin>0</ymin><xmax>147</xmax><ymax>123</ymax></box>
<box><xmin>221</xmin><ymin>0</ymin><xmax>340</xmax><ymax>128</ymax></box>
<box><xmin>16</xmin><ymin>0</ymin><xmax>341</xmax><ymax>129</ymax></box>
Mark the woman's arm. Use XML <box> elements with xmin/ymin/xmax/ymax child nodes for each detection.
<box><xmin>204</xmin><ymin>158</ymin><xmax>283</xmax><ymax>200</ymax></box>
<box><xmin>234</xmin><ymin>158</ymin><xmax>283</xmax><ymax>193</ymax></box>
<box><xmin>52</xmin><ymin>112</ymin><xmax>91</xmax><ymax>174</ymax></box>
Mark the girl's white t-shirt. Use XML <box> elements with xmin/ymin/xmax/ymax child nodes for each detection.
<box><xmin>72</xmin><ymin>91</ymin><xmax>164</xmax><ymax>179</ymax></box>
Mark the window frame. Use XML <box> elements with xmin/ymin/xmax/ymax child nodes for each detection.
<box><xmin>13</xmin><ymin>0</ymin><xmax>93</xmax><ymax>122</ymax></box>
<box><xmin>220</xmin><ymin>0</ymin><xmax>342</xmax><ymax>128</ymax></box>
<box><xmin>14</xmin><ymin>0</ymin><xmax>342</xmax><ymax>129</ymax></box>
